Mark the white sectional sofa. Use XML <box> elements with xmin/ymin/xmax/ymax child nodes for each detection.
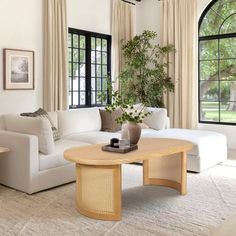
<box><xmin>0</xmin><ymin>107</ymin><xmax>227</xmax><ymax>194</ymax></box>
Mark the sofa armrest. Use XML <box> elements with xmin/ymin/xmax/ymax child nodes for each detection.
<box><xmin>0</xmin><ymin>130</ymin><xmax>39</xmax><ymax>193</ymax></box>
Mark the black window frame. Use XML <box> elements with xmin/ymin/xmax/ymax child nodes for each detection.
<box><xmin>68</xmin><ymin>28</ymin><xmax>111</xmax><ymax>109</ymax></box>
<box><xmin>198</xmin><ymin>0</ymin><xmax>236</xmax><ymax>125</ymax></box>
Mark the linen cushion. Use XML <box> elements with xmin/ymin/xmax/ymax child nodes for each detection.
<box><xmin>141</xmin><ymin>128</ymin><xmax>227</xmax><ymax>157</ymax></box>
<box><xmin>64</xmin><ymin>131</ymin><xmax>121</xmax><ymax>145</ymax></box>
<box><xmin>99</xmin><ymin>109</ymin><xmax>122</xmax><ymax>132</ymax></box>
<box><xmin>39</xmin><ymin>139</ymin><xmax>90</xmax><ymax>171</ymax></box>
<box><xmin>20</xmin><ymin>108</ymin><xmax>60</xmax><ymax>141</ymax></box>
<box><xmin>144</xmin><ymin>108</ymin><xmax>167</xmax><ymax>130</ymax></box>
<box><xmin>58</xmin><ymin>108</ymin><xmax>101</xmax><ymax>137</ymax></box>
<box><xmin>4</xmin><ymin>114</ymin><xmax>54</xmax><ymax>155</ymax></box>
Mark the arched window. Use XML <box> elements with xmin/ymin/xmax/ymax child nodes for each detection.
<box><xmin>199</xmin><ymin>0</ymin><xmax>236</xmax><ymax>124</ymax></box>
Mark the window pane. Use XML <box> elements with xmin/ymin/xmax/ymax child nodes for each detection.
<box><xmin>200</xmin><ymin>61</ymin><xmax>218</xmax><ymax>81</ymax></box>
<box><xmin>68</xmin><ymin>64</ymin><xmax>72</xmax><ymax>76</ymax></box>
<box><xmin>220</xmin><ymin>81</ymin><xmax>236</xmax><ymax>102</ymax></box>
<box><xmin>72</xmin><ymin>77</ymin><xmax>79</xmax><ymax>91</ymax></box>
<box><xmin>102</xmin><ymin>39</ymin><xmax>107</xmax><ymax>51</ymax></box>
<box><xmin>91</xmin><ymin>91</ymin><xmax>96</xmax><ymax>105</ymax></box>
<box><xmin>199</xmin><ymin>9</ymin><xmax>223</xmax><ymax>37</ymax></box>
<box><xmin>220</xmin><ymin>14</ymin><xmax>236</xmax><ymax>35</ymax></box>
<box><xmin>220</xmin><ymin>102</ymin><xmax>236</xmax><ymax>123</ymax></box>
<box><xmin>80</xmin><ymin>77</ymin><xmax>85</xmax><ymax>90</ymax></box>
<box><xmin>200</xmin><ymin>81</ymin><xmax>219</xmax><ymax>101</ymax></box>
<box><xmin>96</xmin><ymin>65</ymin><xmax>101</xmax><ymax>77</ymax></box>
<box><xmin>91</xmin><ymin>64</ymin><xmax>95</xmax><ymax>77</ymax></box>
<box><xmin>220</xmin><ymin>38</ymin><xmax>236</xmax><ymax>59</ymax></box>
<box><xmin>73</xmin><ymin>63</ymin><xmax>79</xmax><ymax>76</ymax></box>
<box><xmin>68</xmin><ymin>48</ymin><xmax>72</xmax><ymax>61</ymax></box>
<box><xmin>80</xmin><ymin>64</ymin><xmax>85</xmax><ymax>76</ymax></box>
<box><xmin>73</xmin><ymin>92</ymin><xmax>79</xmax><ymax>106</ymax></box>
<box><xmin>80</xmin><ymin>49</ymin><xmax>86</xmax><ymax>63</ymax></box>
<box><xmin>102</xmin><ymin>65</ymin><xmax>107</xmax><ymax>77</ymax></box>
<box><xmin>73</xmin><ymin>49</ymin><xmax>79</xmax><ymax>62</ymax></box>
<box><xmin>80</xmin><ymin>92</ymin><xmax>85</xmax><ymax>105</ymax></box>
<box><xmin>91</xmin><ymin>37</ymin><xmax>96</xmax><ymax>50</ymax></box>
<box><xmin>97</xmin><ymin>78</ymin><xmax>101</xmax><ymax>90</ymax></box>
<box><xmin>73</xmin><ymin>34</ymin><xmax>79</xmax><ymax>48</ymax></box>
<box><xmin>96</xmin><ymin>38</ymin><xmax>101</xmax><ymax>51</ymax></box>
<box><xmin>199</xmin><ymin>0</ymin><xmax>236</xmax><ymax>37</ymax></box>
<box><xmin>200</xmin><ymin>40</ymin><xmax>218</xmax><ymax>60</ymax></box>
<box><xmin>200</xmin><ymin>101</ymin><xmax>219</xmax><ymax>122</ymax></box>
<box><xmin>96</xmin><ymin>52</ymin><xmax>101</xmax><ymax>64</ymax></box>
<box><xmin>91</xmin><ymin>51</ymin><xmax>96</xmax><ymax>63</ymax></box>
<box><xmin>96</xmin><ymin>93</ymin><xmax>102</xmax><ymax>104</ymax></box>
<box><xmin>103</xmin><ymin>78</ymin><xmax>108</xmax><ymax>91</ymax></box>
<box><xmin>102</xmin><ymin>52</ymin><xmax>107</xmax><ymax>64</ymax></box>
<box><xmin>68</xmin><ymin>33</ymin><xmax>72</xmax><ymax>47</ymax></box>
<box><xmin>91</xmin><ymin>77</ymin><xmax>96</xmax><ymax>90</ymax></box>
<box><xmin>220</xmin><ymin>60</ymin><xmax>236</xmax><ymax>81</ymax></box>
<box><xmin>80</xmin><ymin>35</ymin><xmax>86</xmax><ymax>49</ymax></box>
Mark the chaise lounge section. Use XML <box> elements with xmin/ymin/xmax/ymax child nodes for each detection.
<box><xmin>0</xmin><ymin>107</ymin><xmax>227</xmax><ymax>194</ymax></box>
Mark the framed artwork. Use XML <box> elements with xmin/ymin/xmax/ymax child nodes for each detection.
<box><xmin>3</xmin><ymin>48</ymin><xmax>34</xmax><ymax>90</ymax></box>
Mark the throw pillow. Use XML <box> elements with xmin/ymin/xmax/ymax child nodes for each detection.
<box><xmin>144</xmin><ymin>108</ymin><xmax>167</xmax><ymax>130</ymax></box>
<box><xmin>99</xmin><ymin>109</ymin><xmax>122</xmax><ymax>132</ymax></box>
<box><xmin>4</xmin><ymin>115</ymin><xmax>54</xmax><ymax>155</ymax></box>
<box><xmin>21</xmin><ymin>108</ymin><xmax>60</xmax><ymax>141</ymax></box>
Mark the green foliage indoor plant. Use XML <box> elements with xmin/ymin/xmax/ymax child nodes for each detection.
<box><xmin>100</xmin><ymin>30</ymin><xmax>175</xmax><ymax>144</ymax></box>
<box><xmin>118</xmin><ymin>30</ymin><xmax>175</xmax><ymax>107</ymax></box>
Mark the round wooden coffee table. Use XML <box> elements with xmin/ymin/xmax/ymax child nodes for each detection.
<box><xmin>64</xmin><ymin>138</ymin><xmax>193</xmax><ymax>221</ymax></box>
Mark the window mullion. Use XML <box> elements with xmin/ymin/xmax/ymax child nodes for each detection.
<box><xmin>86</xmin><ymin>34</ymin><xmax>91</xmax><ymax>107</ymax></box>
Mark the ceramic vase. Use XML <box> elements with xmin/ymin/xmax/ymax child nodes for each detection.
<box><xmin>121</xmin><ymin>122</ymin><xmax>141</xmax><ymax>145</ymax></box>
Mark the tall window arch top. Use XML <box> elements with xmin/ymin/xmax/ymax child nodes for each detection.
<box><xmin>199</xmin><ymin>0</ymin><xmax>236</xmax><ymax>125</ymax></box>
<box><xmin>199</xmin><ymin>0</ymin><xmax>236</xmax><ymax>37</ymax></box>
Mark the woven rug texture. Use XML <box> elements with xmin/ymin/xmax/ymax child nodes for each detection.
<box><xmin>0</xmin><ymin>164</ymin><xmax>236</xmax><ymax>236</ymax></box>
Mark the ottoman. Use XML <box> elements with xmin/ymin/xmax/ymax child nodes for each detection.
<box><xmin>142</xmin><ymin>128</ymin><xmax>227</xmax><ymax>172</ymax></box>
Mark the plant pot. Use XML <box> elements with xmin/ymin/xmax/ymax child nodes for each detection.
<box><xmin>121</xmin><ymin>122</ymin><xmax>141</xmax><ymax>145</ymax></box>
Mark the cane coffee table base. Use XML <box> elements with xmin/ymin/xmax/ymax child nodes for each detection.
<box><xmin>76</xmin><ymin>164</ymin><xmax>121</xmax><ymax>221</ymax></box>
<box><xmin>64</xmin><ymin>138</ymin><xmax>193</xmax><ymax>221</ymax></box>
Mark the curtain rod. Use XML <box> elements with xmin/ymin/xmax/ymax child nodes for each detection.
<box><xmin>122</xmin><ymin>0</ymin><xmax>161</xmax><ymax>5</ymax></box>
<box><xmin>122</xmin><ymin>0</ymin><xmax>135</xmax><ymax>5</ymax></box>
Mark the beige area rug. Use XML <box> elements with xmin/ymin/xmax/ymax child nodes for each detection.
<box><xmin>1</xmin><ymin>164</ymin><xmax>236</xmax><ymax>236</ymax></box>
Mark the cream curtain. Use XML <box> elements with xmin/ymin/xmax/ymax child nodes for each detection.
<box><xmin>112</xmin><ymin>0</ymin><xmax>135</xmax><ymax>89</ymax></box>
<box><xmin>43</xmin><ymin>0</ymin><xmax>68</xmax><ymax>111</ymax></box>
<box><xmin>161</xmin><ymin>0</ymin><xmax>198</xmax><ymax>129</ymax></box>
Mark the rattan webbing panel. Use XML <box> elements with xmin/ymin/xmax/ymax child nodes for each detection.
<box><xmin>76</xmin><ymin>164</ymin><xmax>121</xmax><ymax>220</ymax></box>
<box><xmin>148</xmin><ymin>153</ymin><xmax>182</xmax><ymax>182</ymax></box>
<box><xmin>143</xmin><ymin>152</ymin><xmax>187</xmax><ymax>195</ymax></box>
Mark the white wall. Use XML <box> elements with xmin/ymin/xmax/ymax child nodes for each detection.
<box><xmin>67</xmin><ymin>0</ymin><xmax>111</xmax><ymax>35</ymax></box>
<box><xmin>198</xmin><ymin>0</ymin><xmax>212</xmax><ymax>16</ymax></box>
<box><xmin>0</xmin><ymin>0</ymin><xmax>43</xmax><ymax>115</ymax></box>
<box><xmin>0</xmin><ymin>0</ymin><xmax>111</xmax><ymax>116</ymax></box>
<box><xmin>136</xmin><ymin>0</ymin><xmax>161</xmax><ymax>41</ymax></box>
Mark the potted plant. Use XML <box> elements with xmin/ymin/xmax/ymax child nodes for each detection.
<box><xmin>101</xmin><ymin>30</ymin><xmax>175</xmax><ymax>144</ymax></box>
<box><xmin>104</xmin><ymin>90</ymin><xmax>150</xmax><ymax>144</ymax></box>
<box><xmin>119</xmin><ymin>30</ymin><xmax>175</xmax><ymax>107</ymax></box>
